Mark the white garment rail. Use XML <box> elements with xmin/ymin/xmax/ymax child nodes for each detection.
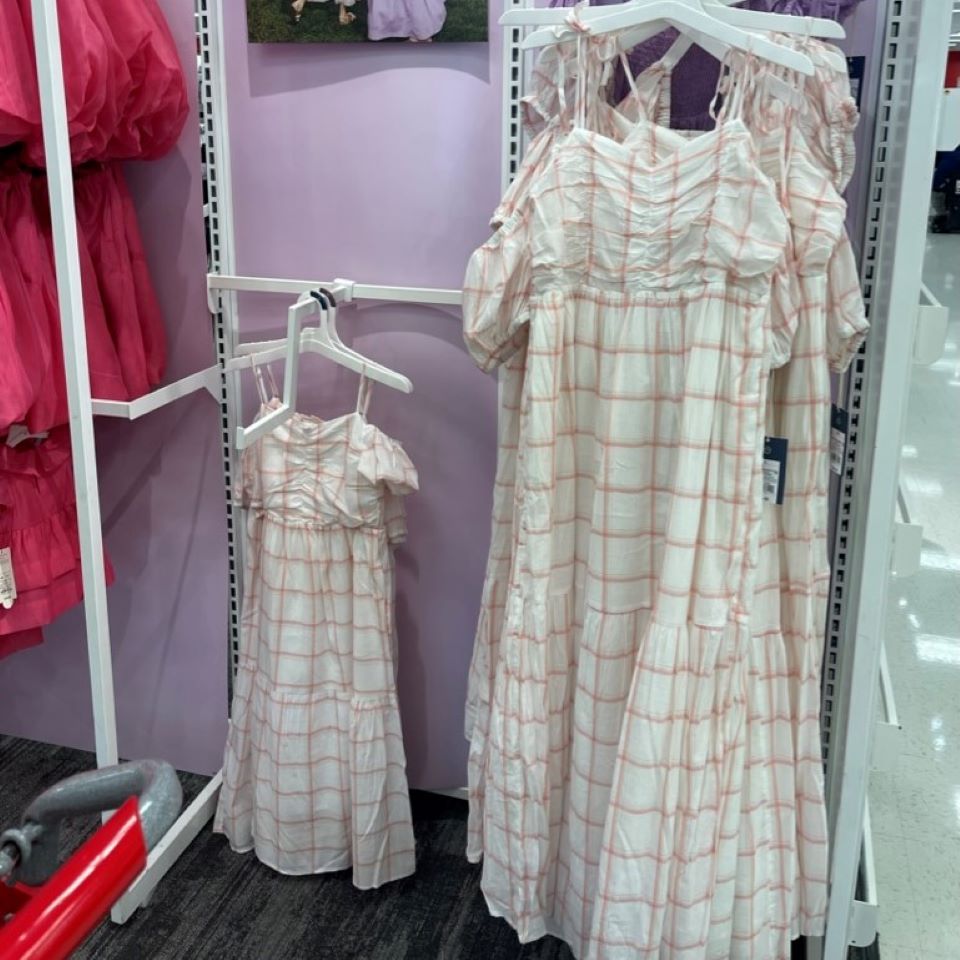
<box><xmin>206</xmin><ymin>272</ymin><xmax>464</xmax><ymax>310</ymax></box>
<box><xmin>91</xmin><ymin>366</ymin><xmax>221</xmax><ymax>420</ymax></box>
<box><xmin>818</xmin><ymin>2</ymin><xmax>953</xmax><ymax>956</ymax></box>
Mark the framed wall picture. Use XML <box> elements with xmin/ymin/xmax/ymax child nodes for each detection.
<box><xmin>247</xmin><ymin>0</ymin><xmax>489</xmax><ymax>42</ymax></box>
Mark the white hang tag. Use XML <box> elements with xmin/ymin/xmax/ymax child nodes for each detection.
<box><xmin>0</xmin><ymin>548</ymin><xmax>17</xmax><ymax>610</ymax></box>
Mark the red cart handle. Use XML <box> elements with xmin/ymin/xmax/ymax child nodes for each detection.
<box><xmin>0</xmin><ymin>797</ymin><xmax>146</xmax><ymax>960</ymax></box>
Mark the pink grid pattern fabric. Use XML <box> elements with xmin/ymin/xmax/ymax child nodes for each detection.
<box><xmin>741</xmin><ymin>48</ymin><xmax>867</xmax><ymax>945</ymax></box>
<box><xmin>628</xmin><ymin>45</ymin><xmax>868</xmax><ymax>950</ymax></box>
<box><xmin>214</xmin><ymin>400</ymin><xmax>418</xmax><ymax>889</ymax></box>
<box><xmin>464</xmin><ymin>94</ymin><xmax>790</xmax><ymax>956</ymax></box>
<box><xmin>464</xmin><ymin>39</ymin><xmax>867</xmax><ymax>959</ymax></box>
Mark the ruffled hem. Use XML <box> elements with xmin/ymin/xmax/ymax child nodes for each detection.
<box><xmin>477</xmin><ymin>601</ymin><xmax>751</xmax><ymax>957</ymax></box>
<box><xmin>0</xmin><ymin>558</ymin><xmax>115</xmax><ymax>636</ymax></box>
<box><xmin>465</xmin><ymin>585</ymin><xmax>500</xmax><ymax>860</ymax></box>
<box><xmin>4</xmin><ymin>502</ymin><xmax>86</xmax><ymax>592</ymax></box>
<box><xmin>465</xmin><ymin>622</ymin><xmax>503</xmax><ymax>861</ymax></box>
<box><xmin>215</xmin><ymin>665</ymin><xmax>415</xmax><ymax>889</ymax></box>
<box><xmin>585</xmin><ymin>616</ymin><xmax>750</xmax><ymax>960</ymax></box>
<box><xmin>725</xmin><ymin>631</ymin><xmax>796</xmax><ymax>960</ymax></box>
<box><xmin>0</xmin><ymin>628</ymin><xmax>44</xmax><ymax>661</ymax></box>
<box><xmin>783</xmin><ymin>621</ymin><xmax>828</xmax><ymax>938</ymax></box>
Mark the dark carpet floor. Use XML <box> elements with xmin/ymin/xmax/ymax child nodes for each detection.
<box><xmin>0</xmin><ymin>735</ymin><xmax>574</xmax><ymax>959</ymax></box>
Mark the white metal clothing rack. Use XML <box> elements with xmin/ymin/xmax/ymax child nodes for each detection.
<box><xmin>207</xmin><ymin>275</ymin><xmax>460</xmax><ymax>449</ymax></box>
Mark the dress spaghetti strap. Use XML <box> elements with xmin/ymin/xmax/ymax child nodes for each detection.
<box><xmin>355</xmin><ymin>371</ymin><xmax>373</xmax><ymax>420</ymax></box>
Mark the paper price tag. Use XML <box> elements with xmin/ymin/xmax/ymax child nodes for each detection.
<box><xmin>0</xmin><ymin>547</ymin><xmax>16</xmax><ymax>610</ymax></box>
<box><xmin>763</xmin><ymin>436</ymin><xmax>789</xmax><ymax>505</ymax></box>
<box><xmin>830</xmin><ymin>405</ymin><xmax>849</xmax><ymax>476</ymax></box>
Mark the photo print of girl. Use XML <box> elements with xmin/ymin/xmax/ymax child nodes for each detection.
<box><xmin>247</xmin><ymin>0</ymin><xmax>487</xmax><ymax>43</ymax></box>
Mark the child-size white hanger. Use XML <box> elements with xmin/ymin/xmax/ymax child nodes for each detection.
<box><xmin>310</xmin><ymin>287</ymin><xmax>384</xmax><ymax>375</ymax></box>
<box><xmin>233</xmin><ymin>291</ymin><xmax>412</xmax><ymax>450</ymax></box>
<box><xmin>235</xmin><ymin>295</ymin><xmax>307</xmax><ymax>450</ymax></box>
<box><xmin>234</xmin><ymin>292</ymin><xmax>412</xmax><ymax>396</ymax></box>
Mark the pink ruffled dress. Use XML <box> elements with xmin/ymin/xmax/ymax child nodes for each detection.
<box><xmin>0</xmin><ymin>429</ymin><xmax>116</xmax><ymax>658</ymax></box>
<box><xmin>17</xmin><ymin>0</ymin><xmax>188</xmax><ymax>166</ymax></box>
<box><xmin>0</xmin><ymin>0</ymin><xmax>186</xmax><ymax>656</ymax></box>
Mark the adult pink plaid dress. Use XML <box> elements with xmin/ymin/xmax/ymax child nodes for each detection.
<box><xmin>463</xmin><ymin>35</ymin><xmax>867</xmax><ymax>959</ymax></box>
<box><xmin>464</xmin><ymin>101</ymin><xmax>791</xmax><ymax>955</ymax></box>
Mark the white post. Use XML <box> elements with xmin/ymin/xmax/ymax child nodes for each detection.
<box><xmin>820</xmin><ymin>2</ymin><xmax>952</xmax><ymax>956</ymax></box>
<box><xmin>500</xmin><ymin>0</ymin><xmax>526</xmax><ymax>193</ymax></box>
<box><xmin>30</xmin><ymin>0</ymin><xmax>119</xmax><ymax>770</ymax></box>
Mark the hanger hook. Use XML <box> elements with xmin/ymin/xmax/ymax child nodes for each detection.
<box><xmin>318</xmin><ymin>286</ymin><xmax>338</xmax><ymax>308</ymax></box>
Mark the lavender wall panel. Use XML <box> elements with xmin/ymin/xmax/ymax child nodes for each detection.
<box><xmin>224</xmin><ymin>7</ymin><xmax>502</xmax><ymax>788</ymax></box>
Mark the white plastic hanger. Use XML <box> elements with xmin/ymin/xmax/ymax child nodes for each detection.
<box><xmin>235</xmin><ymin>295</ymin><xmax>307</xmax><ymax>450</ymax></box>
<box><xmin>501</xmin><ymin>0</ymin><xmax>844</xmax><ymax>40</ymax></box>
<box><xmin>628</xmin><ymin>28</ymin><xmax>807</xmax><ymax>112</ymax></box>
<box><xmin>236</xmin><ymin>292</ymin><xmax>412</xmax><ymax>394</ymax></box>
<box><xmin>701</xmin><ymin>0</ymin><xmax>844</xmax><ymax>40</ymax></box>
<box><xmin>520</xmin><ymin>1</ymin><xmax>815</xmax><ymax>76</ymax></box>
<box><xmin>310</xmin><ymin>287</ymin><xmax>384</xmax><ymax>375</ymax></box>
<box><xmin>233</xmin><ymin>291</ymin><xmax>412</xmax><ymax>449</ymax></box>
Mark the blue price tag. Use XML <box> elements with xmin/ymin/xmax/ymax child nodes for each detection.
<box><xmin>763</xmin><ymin>436</ymin><xmax>789</xmax><ymax>506</ymax></box>
<box><xmin>831</xmin><ymin>404</ymin><xmax>849</xmax><ymax>476</ymax></box>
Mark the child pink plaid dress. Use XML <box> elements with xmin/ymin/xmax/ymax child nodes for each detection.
<box><xmin>214</xmin><ymin>392</ymin><xmax>418</xmax><ymax>889</ymax></box>
<box><xmin>463</xmin><ymin>70</ymin><xmax>792</xmax><ymax>956</ymax></box>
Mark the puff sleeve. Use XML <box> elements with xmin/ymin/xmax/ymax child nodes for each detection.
<box><xmin>359</xmin><ymin>430</ymin><xmax>419</xmax><ymax>498</ymax></box>
<box><xmin>462</xmin><ymin>207</ymin><xmax>533</xmax><ymax>374</ymax></box>
<box><xmin>359</xmin><ymin>430</ymin><xmax>418</xmax><ymax>546</ymax></box>
<box><xmin>825</xmin><ymin>231</ymin><xmax>869</xmax><ymax>372</ymax></box>
<box><xmin>491</xmin><ymin>127</ymin><xmax>560</xmax><ymax>231</ymax></box>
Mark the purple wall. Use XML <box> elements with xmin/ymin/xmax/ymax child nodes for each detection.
<box><xmin>0</xmin><ymin>0</ymin><xmax>504</xmax><ymax>788</ymax></box>
<box><xmin>224</xmin><ymin>7</ymin><xmax>503</xmax><ymax>788</ymax></box>
<box><xmin>0</xmin><ymin>0</ymin><xmax>229</xmax><ymax>775</ymax></box>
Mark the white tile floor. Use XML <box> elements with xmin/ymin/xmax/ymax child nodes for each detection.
<box><xmin>869</xmin><ymin>232</ymin><xmax>960</xmax><ymax>959</ymax></box>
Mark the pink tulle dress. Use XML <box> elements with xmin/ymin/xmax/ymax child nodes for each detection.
<box><xmin>0</xmin><ymin>4</ymin><xmax>38</xmax><ymax>147</ymax></box>
<box><xmin>16</xmin><ymin>0</ymin><xmax>188</xmax><ymax>166</ymax></box>
<box><xmin>0</xmin><ymin>0</ymin><xmax>186</xmax><ymax>657</ymax></box>
<box><xmin>0</xmin><ymin>429</ymin><xmax>116</xmax><ymax>656</ymax></box>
